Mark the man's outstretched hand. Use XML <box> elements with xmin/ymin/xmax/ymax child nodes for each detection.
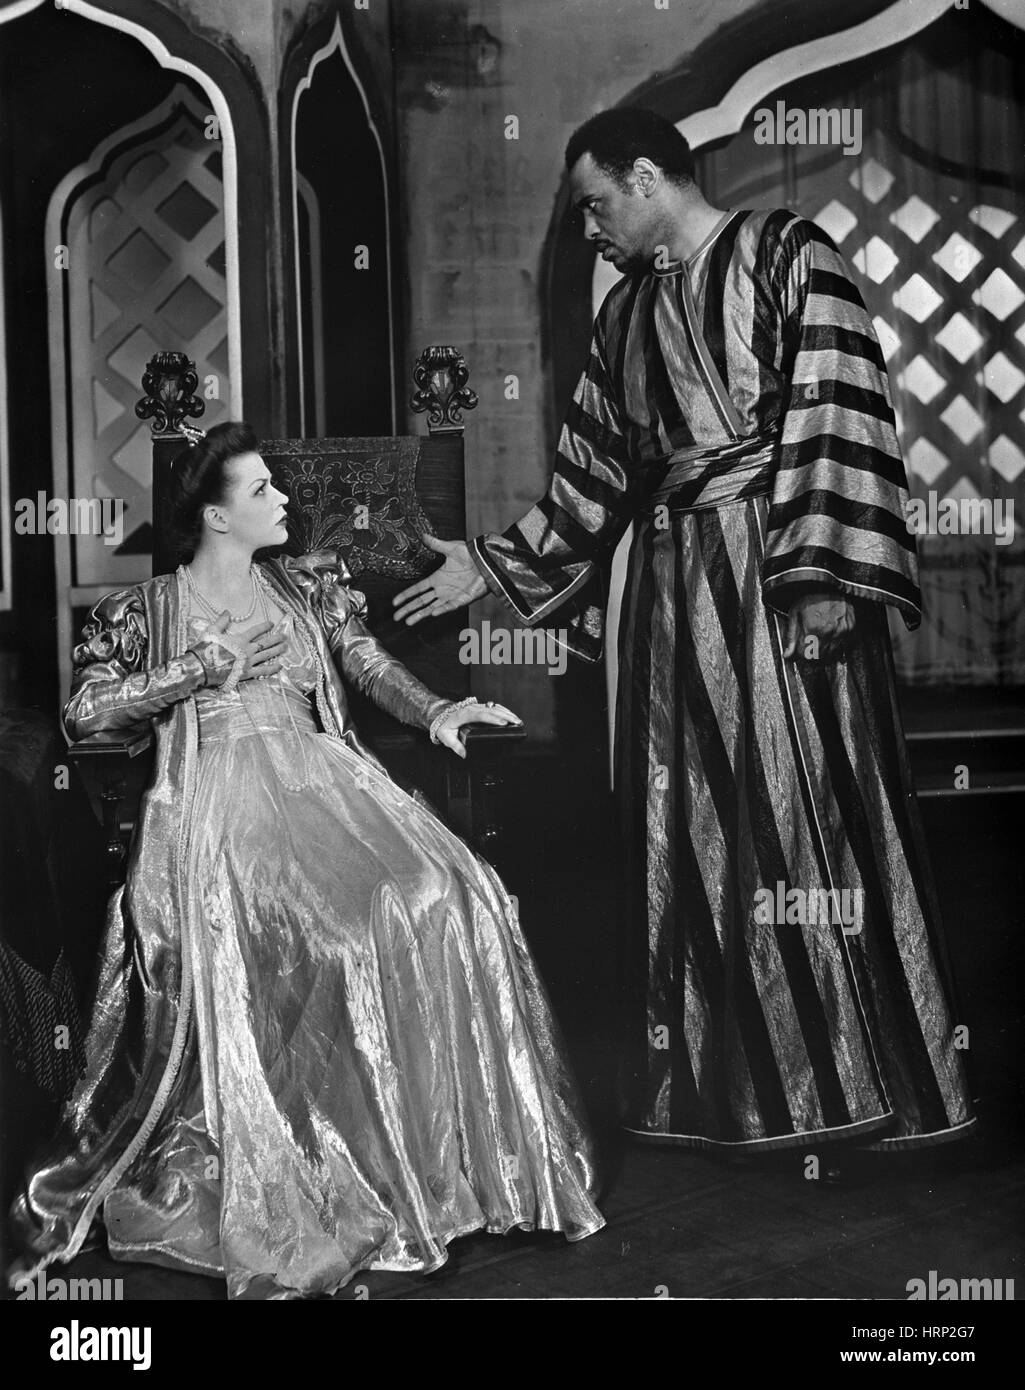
<box><xmin>393</xmin><ymin>535</ymin><xmax>488</xmax><ymax>625</ymax></box>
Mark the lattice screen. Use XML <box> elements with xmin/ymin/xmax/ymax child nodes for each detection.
<box><xmin>819</xmin><ymin>168</ymin><xmax>1023</xmax><ymax>504</ymax></box>
<box><xmin>685</xmin><ymin>0</ymin><xmax>1025</xmax><ymax>684</ymax></box>
<box><xmin>802</xmin><ymin>131</ymin><xmax>1025</xmax><ymax>683</ymax></box>
<box><xmin>52</xmin><ymin>84</ymin><xmax>230</xmax><ymax>590</ymax></box>
<box><xmin>49</xmin><ymin>83</ymin><xmax>232</xmax><ymax>697</ymax></box>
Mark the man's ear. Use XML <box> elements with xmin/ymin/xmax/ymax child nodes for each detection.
<box><xmin>633</xmin><ymin>157</ymin><xmax>660</xmax><ymax>196</ymax></box>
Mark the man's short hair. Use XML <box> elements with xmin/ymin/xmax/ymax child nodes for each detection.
<box><xmin>565</xmin><ymin>108</ymin><xmax>695</xmax><ymax>189</ymax></box>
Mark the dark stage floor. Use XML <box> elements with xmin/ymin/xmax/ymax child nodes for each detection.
<box><xmin>4</xmin><ymin>728</ymin><xmax>1023</xmax><ymax>1302</ymax></box>
<box><xmin>39</xmin><ymin>1113</ymin><xmax>1021</xmax><ymax>1301</ymax></box>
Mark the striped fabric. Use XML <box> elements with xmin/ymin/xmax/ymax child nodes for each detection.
<box><xmin>763</xmin><ymin>216</ymin><xmax>920</xmax><ymax>620</ymax></box>
<box><xmin>472</xmin><ymin>210</ymin><xmax>921</xmax><ymax>659</ymax></box>
<box><xmin>616</xmin><ymin>495</ymin><xmax>972</xmax><ymax>1148</ymax></box>
<box><xmin>474</xmin><ymin>209</ymin><xmax>974</xmax><ymax>1149</ymax></box>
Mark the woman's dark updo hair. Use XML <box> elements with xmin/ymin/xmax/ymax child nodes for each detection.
<box><xmin>166</xmin><ymin>421</ymin><xmax>258</xmax><ymax>563</ymax></box>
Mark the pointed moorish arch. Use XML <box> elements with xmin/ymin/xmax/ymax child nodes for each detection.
<box><xmin>280</xmin><ymin>9</ymin><xmax>399</xmax><ymax>436</ymax></box>
<box><xmin>46</xmin><ymin>83</ymin><xmax>235</xmax><ymax>699</ymax></box>
<box><xmin>3</xmin><ymin>0</ymin><xmax>289</xmax><ymax>429</ymax></box>
<box><xmin>0</xmin><ymin>0</ymin><xmax>278</xmax><ymax>700</ymax></box>
<box><xmin>46</xmin><ymin>0</ymin><xmax>244</xmax><ymax>408</ymax></box>
<box><xmin>545</xmin><ymin>0</ymin><xmax>1025</xmax><ymax>432</ymax></box>
<box><xmin>537</xmin><ymin>0</ymin><xmax>1025</xmax><ymax>775</ymax></box>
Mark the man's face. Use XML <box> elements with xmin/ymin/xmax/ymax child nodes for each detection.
<box><xmin>569</xmin><ymin>152</ymin><xmax>656</xmax><ymax>273</ymax></box>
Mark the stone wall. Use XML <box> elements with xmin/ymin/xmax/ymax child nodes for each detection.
<box><xmin>392</xmin><ymin>0</ymin><xmax>763</xmax><ymax>739</ymax></box>
<box><xmin>0</xmin><ymin>0</ymin><xmax>764</xmax><ymax>724</ymax></box>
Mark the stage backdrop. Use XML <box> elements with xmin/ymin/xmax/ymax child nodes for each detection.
<box><xmin>658</xmin><ymin>7</ymin><xmax>1025</xmax><ymax>684</ymax></box>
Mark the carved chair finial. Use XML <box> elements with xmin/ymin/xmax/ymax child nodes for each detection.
<box><xmin>136</xmin><ymin>352</ymin><xmax>205</xmax><ymax>434</ymax></box>
<box><xmin>410</xmin><ymin>346</ymin><xmax>478</xmax><ymax>434</ymax></box>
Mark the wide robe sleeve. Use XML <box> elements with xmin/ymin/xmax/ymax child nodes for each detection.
<box><xmin>470</xmin><ymin>304</ymin><xmax>639</xmax><ymax>662</ymax></box>
<box><xmin>760</xmin><ymin>215</ymin><xmax>921</xmax><ymax>626</ymax></box>
<box><xmin>63</xmin><ymin>588</ymin><xmax>206</xmax><ymax>741</ymax></box>
<box><xmin>283</xmin><ymin>550</ymin><xmax>453</xmax><ymax>734</ymax></box>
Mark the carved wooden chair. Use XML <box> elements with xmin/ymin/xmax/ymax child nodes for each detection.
<box><xmin>69</xmin><ymin>348</ymin><xmax>524</xmax><ymax>883</ymax></box>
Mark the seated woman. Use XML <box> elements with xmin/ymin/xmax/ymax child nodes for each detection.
<box><xmin>10</xmin><ymin>422</ymin><xmax>605</xmax><ymax>1300</ymax></box>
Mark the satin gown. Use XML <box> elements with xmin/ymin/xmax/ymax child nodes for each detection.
<box><xmin>86</xmin><ymin>599</ymin><xmax>604</xmax><ymax>1298</ymax></box>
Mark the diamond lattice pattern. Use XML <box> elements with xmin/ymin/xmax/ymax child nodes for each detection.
<box><xmin>64</xmin><ymin>89</ymin><xmax>231</xmax><ymax>588</ymax></box>
<box><xmin>814</xmin><ymin>160</ymin><xmax>1024</xmax><ymax>522</ymax></box>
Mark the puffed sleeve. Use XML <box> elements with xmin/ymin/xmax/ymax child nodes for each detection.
<box><xmin>63</xmin><ymin>588</ymin><xmax>207</xmax><ymax>741</ymax></box>
<box><xmin>281</xmin><ymin>550</ymin><xmax>454</xmax><ymax>734</ymax></box>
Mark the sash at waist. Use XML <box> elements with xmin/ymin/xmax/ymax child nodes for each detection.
<box><xmin>197</xmin><ymin>679</ymin><xmax>320</xmax><ymax>744</ymax></box>
<box><xmin>641</xmin><ymin>434</ymin><xmax>779</xmax><ymax>515</ymax></box>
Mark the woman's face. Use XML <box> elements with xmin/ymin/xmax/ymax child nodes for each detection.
<box><xmin>205</xmin><ymin>451</ymin><xmax>289</xmax><ymax>551</ymax></box>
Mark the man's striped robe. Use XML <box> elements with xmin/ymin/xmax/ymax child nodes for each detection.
<box><xmin>472</xmin><ymin>209</ymin><xmax>975</xmax><ymax>1150</ymax></box>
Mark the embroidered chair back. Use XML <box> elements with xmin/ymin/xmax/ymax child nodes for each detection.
<box><xmin>69</xmin><ymin>348</ymin><xmax>523</xmax><ymax>881</ymax></box>
<box><xmin>259</xmin><ymin>431</ymin><xmax>468</xmax><ymax>714</ymax></box>
<box><xmin>140</xmin><ymin>347</ymin><xmax>479</xmax><ymax>741</ymax></box>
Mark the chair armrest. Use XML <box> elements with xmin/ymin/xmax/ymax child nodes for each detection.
<box><xmin>64</xmin><ymin>729</ymin><xmax>155</xmax><ymax>885</ymax></box>
<box><xmin>461</xmin><ymin>724</ymin><xmax>527</xmax><ymax>753</ymax></box>
<box><xmin>444</xmin><ymin>723</ymin><xmax>526</xmax><ymax>862</ymax></box>
<box><xmin>364</xmin><ymin>725</ymin><xmax>526</xmax><ymax>755</ymax></box>
<box><xmin>65</xmin><ymin>728</ymin><xmax>154</xmax><ymax>760</ymax></box>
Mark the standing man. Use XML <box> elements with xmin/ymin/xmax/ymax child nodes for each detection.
<box><xmin>395</xmin><ymin>107</ymin><xmax>974</xmax><ymax>1155</ymax></box>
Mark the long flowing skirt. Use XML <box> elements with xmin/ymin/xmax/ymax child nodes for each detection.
<box><xmin>16</xmin><ymin>684</ymin><xmax>604</xmax><ymax>1299</ymax></box>
<box><xmin>615</xmin><ymin>494</ymin><xmax>975</xmax><ymax>1151</ymax></box>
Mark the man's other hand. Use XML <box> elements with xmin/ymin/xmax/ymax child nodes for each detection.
<box><xmin>393</xmin><ymin>535</ymin><xmax>488</xmax><ymax>625</ymax></box>
<box><xmin>783</xmin><ymin>591</ymin><xmax>856</xmax><ymax>662</ymax></box>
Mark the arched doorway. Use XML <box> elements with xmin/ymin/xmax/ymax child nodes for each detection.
<box><xmin>46</xmin><ymin>83</ymin><xmax>235</xmax><ymax>695</ymax></box>
<box><xmin>286</xmin><ymin>14</ymin><xmax>397</xmax><ymax>438</ymax></box>
<box><xmin>0</xmin><ymin>0</ymin><xmax>255</xmax><ymax>706</ymax></box>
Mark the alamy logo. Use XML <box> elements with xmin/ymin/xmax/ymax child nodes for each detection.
<box><xmin>753</xmin><ymin>101</ymin><xmax>863</xmax><ymax>157</ymax></box>
<box><xmin>753</xmin><ymin>881</ymin><xmax>863</xmax><ymax>934</ymax></box>
<box><xmin>14</xmin><ymin>493</ymin><xmax>125</xmax><ymax>547</ymax></box>
<box><xmin>49</xmin><ymin>1319</ymin><xmax>151</xmax><ymax>1371</ymax></box>
<box><xmin>904</xmin><ymin>493</ymin><xmax>1014</xmax><ymax>546</ymax></box>
<box><xmin>906</xmin><ymin>1271</ymin><xmax>1015</xmax><ymax>1300</ymax></box>
<box><xmin>458</xmin><ymin>620</ymin><xmax>568</xmax><ymax>676</ymax></box>
<box><xmin>15</xmin><ymin>1272</ymin><xmax>123</xmax><ymax>1300</ymax></box>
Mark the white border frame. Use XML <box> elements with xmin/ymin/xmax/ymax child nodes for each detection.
<box><xmin>289</xmin><ymin>14</ymin><xmax>397</xmax><ymax>434</ymax></box>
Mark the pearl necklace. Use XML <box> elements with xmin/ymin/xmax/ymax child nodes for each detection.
<box><xmin>185</xmin><ymin>564</ymin><xmax>258</xmax><ymax>624</ymax></box>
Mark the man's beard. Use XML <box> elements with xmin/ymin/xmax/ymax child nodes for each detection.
<box><xmin>616</xmin><ymin>248</ymin><xmax>648</xmax><ymax>274</ymax></box>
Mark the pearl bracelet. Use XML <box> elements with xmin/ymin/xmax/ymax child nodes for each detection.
<box><xmin>429</xmin><ymin>696</ymin><xmax>477</xmax><ymax>745</ymax></box>
<box><xmin>220</xmin><ymin>652</ymin><xmax>247</xmax><ymax>694</ymax></box>
<box><xmin>191</xmin><ymin>622</ymin><xmax>247</xmax><ymax>693</ymax></box>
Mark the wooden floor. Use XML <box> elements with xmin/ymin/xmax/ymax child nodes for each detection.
<box><xmin>43</xmin><ymin>1115</ymin><xmax>1022</xmax><ymax>1300</ymax></box>
<box><xmin>4</xmin><ymin>706</ymin><xmax>1023</xmax><ymax>1303</ymax></box>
